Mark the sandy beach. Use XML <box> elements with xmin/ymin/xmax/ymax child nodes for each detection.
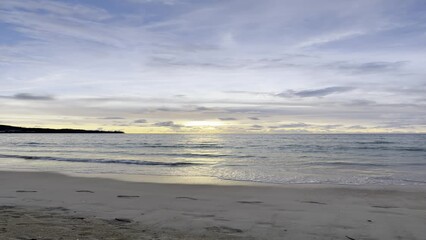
<box><xmin>0</xmin><ymin>171</ymin><xmax>425</xmax><ymax>239</ymax></box>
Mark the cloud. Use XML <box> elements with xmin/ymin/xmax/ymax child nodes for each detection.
<box><xmin>296</xmin><ymin>30</ymin><xmax>365</xmax><ymax>48</ymax></box>
<box><xmin>3</xmin><ymin>93</ymin><xmax>55</xmax><ymax>101</ymax></box>
<box><xmin>248</xmin><ymin>117</ymin><xmax>260</xmax><ymax>120</ymax></box>
<box><xmin>224</xmin><ymin>90</ymin><xmax>274</xmax><ymax>96</ymax></box>
<box><xmin>153</xmin><ymin>121</ymin><xmax>182</xmax><ymax>128</ymax></box>
<box><xmin>377</xmin><ymin>118</ymin><xmax>426</xmax><ymax>129</ymax></box>
<box><xmin>148</xmin><ymin>56</ymin><xmax>237</xmax><ymax>69</ymax></box>
<box><xmin>218</xmin><ymin>117</ymin><xmax>237</xmax><ymax>121</ymax></box>
<box><xmin>320</xmin><ymin>124</ymin><xmax>342</xmax><ymax>130</ymax></box>
<box><xmin>277</xmin><ymin>87</ymin><xmax>355</xmax><ymax>98</ymax></box>
<box><xmin>0</xmin><ymin>0</ymin><xmax>132</xmax><ymax>48</ymax></box>
<box><xmin>99</xmin><ymin>116</ymin><xmax>125</xmax><ymax>120</ymax></box>
<box><xmin>269</xmin><ymin>123</ymin><xmax>310</xmax><ymax>129</ymax></box>
<box><xmin>333</xmin><ymin>61</ymin><xmax>406</xmax><ymax>74</ymax></box>
<box><xmin>195</xmin><ymin>106</ymin><xmax>211</xmax><ymax>111</ymax></box>
<box><xmin>348</xmin><ymin>99</ymin><xmax>376</xmax><ymax>106</ymax></box>
<box><xmin>156</xmin><ymin>107</ymin><xmax>174</xmax><ymax>112</ymax></box>
<box><xmin>1</xmin><ymin>0</ymin><xmax>110</xmax><ymax>21</ymax></box>
<box><xmin>125</xmin><ymin>0</ymin><xmax>179</xmax><ymax>5</ymax></box>
<box><xmin>347</xmin><ymin>125</ymin><xmax>368</xmax><ymax>130</ymax></box>
<box><xmin>293</xmin><ymin>87</ymin><xmax>355</xmax><ymax>98</ymax></box>
<box><xmin>228</xmin><ymin>86</ymin><xmax>355</xmax><ymax>99</ymax></box>
<box><xmin>134</xmin><ymin>119</ymin><xmax>147</xmax><ymax>123</ymax></box>
<box><xmin>268</xmin><ymin>123</ymin><xmax>343</xmax><ymax>132</ymax></box>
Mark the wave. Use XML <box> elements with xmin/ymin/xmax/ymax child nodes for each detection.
<box><xmin>125</xmin><ymin>143</ymin><xmax>226</xmax><ymax>149</ymax></box>
<box><xmin>355</xmin><ymin>141</ymin><xmax>395</xmax><ymax>145</ymax></box>
<box><xmin>320</xmin><ymin>145</ymin><xmax>426</xmax><ymax>152</ymax></box>
<box><xmin>277</xmin><ymin>143</ymin><xmax>425</xmax><ymax>152</ymax></box>
<box><xmin>356</xmin><ymin>146</ymin><xmax>426</xmax><ymax>152</ymax></box>
<box><xmin>15</xmin><ymin>142</ymin><xmax>50</xmax><ymax>147</ymax></box>
<box><xmin>159</xmin><ymin>153</ymin><xmax>256</xmax><ymax>158</ymax></box>
<box><xmin>398</xmin><ymin>147</ymin><xmax>426</xmax><ymax>152</ymax></box>
<box><xmin>307</xmin><ymin>161</ymin><xmax>426</xmax><ymax>167</ymax></box>
<box><xmin>1</xmin><ymin>149</ymin><xmax>257</xmax><ymax>159</ymax></box>
<box><xmin>308</xmin><ymin>161</ymin><xmax>389</xmax><ymax>167</ymax></box>
<box><xmin>142</xmin><ymin>144</ymin><xmax>225</xmax><ymax>149</ymax></box>
<box><xmin>120</xmin><ymin>152</ymin><xmax>255</xmax><ymax>159</ymax></box>
<box><xmin>0</xmin><ymin>154</ymin><xmax>201</xmax><ymax>167</ymax></box>
<box><xmin>23</xmin><ymin>142</ymin><xmax>43</xmax><ymax>145</ymax></box>
<box><xmin>401</xmin><ymin>179</ymin><xmax>426</xmax><ymax>184</ymax></box>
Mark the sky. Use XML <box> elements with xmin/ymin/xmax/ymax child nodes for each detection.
<box><xmin>0</xmin><ymin>0</ymin><xmax>425</xmax><ymax>133</ymax></box>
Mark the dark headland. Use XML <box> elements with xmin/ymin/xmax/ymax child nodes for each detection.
<box><xmin>0</xmin><ymin>124</ymin><xmax>124</xmax><ymax>134</ymax></box>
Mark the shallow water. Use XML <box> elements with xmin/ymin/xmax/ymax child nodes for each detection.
<box><xmin>1</xmin><ymin>134</ymin><xmax>425</xmax><ymax>185</ymax></box>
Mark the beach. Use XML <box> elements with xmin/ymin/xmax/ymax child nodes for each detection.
<box><xmin>2</xmin><ymin>0</ymin><xmax>426</xmax><ymax>238</ymax></box>
<box><xmin>1</xmin><ymin>171</ymin><xmax>425</xmax><ymax>239</ymax></box>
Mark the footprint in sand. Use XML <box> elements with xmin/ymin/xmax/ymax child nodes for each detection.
<box><xmin>206</xmin><ymin>226</ymin><xmax>243</xmax><ymax>234</ymax></box>
<box><xmin>76</xmin><ymin>190</ymin><xmax>95</xmax><ymax>193</ymax></box>
<box><xmin>237</xmin><ymin>200</ymin><xmax>263</xmax><ymax>204</ymax></box>
<box><xmin>16</xmin><ymin>190</ymin><xmax>37</xmax><ymax>193</ymax></box>
<box><xmin>176</xmin><ymin>197</ymin><xmax>198</xmax><ymax>200</ymax></box>
<box><xmin>114</xmin><ymin>218</ymin><xmax>132</xmax><ymax>223</ymax></box>
<box><xmin>214</xmin><ymin>218</ymin><xmax>231</xmax><ymax>222</ymax></box>
<box><xmin>44</xmin><ymin>207</ymin><xmax>69</xmax><ymax>212</ymax></box>
<box><xmin>117</xmin><ymin>195</ymin><xmax>140</xmax><ymax>198</ymax></box>
<box><xmin>68</xmin><ymin>216</ymin><xmax>86</xmax><ymax>220</ymax></box>
<box><xmin>300</xmin><ymin>201</ymin><xmax>327</xmax><ymax>205</ymax></box>
<box><xmin>182</xmin><ymin>213</ymin><xmax>215</xmax><ymax>218</ymax></box>
<box><xmin>371</xmin><ymin>205</ymin><xmax>398</xmax><ymax>209</ymax></box>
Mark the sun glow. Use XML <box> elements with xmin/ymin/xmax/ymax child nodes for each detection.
<box><xmin>184</xmin><ymin>121</ymin><xmax>224</xmax><ymax>127</ymax></box>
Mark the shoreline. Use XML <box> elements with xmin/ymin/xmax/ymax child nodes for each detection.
<box><xmin>81</xmin><ymin>173</ymin><xmax>426</xmax><ymax>189</ymax></box>
<box><xmin>1</xmin><ymin>171</ymin><xmax>426</xmax><ymax>239</ymax></box>
<box><xmin>6</xmin><ymin>169</ymin><xmax>426</xmax><ymax>188</ymax></box>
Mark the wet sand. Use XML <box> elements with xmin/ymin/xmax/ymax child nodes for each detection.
<box><xmin>1</xmin><ymin>171</ymin><xmax>426</xmax><ymax>239</ymax></box>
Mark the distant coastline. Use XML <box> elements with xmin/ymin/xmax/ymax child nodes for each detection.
<box><xmin>0</xmin><ymin>124</ymin><xmax>124</xmax><ymax>134</ymax></box>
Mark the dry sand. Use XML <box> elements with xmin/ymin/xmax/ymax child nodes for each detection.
<box><xmin>1</xmin><ymin>171</ymin><xmax>426</xmax><ymax>239</ymax></box>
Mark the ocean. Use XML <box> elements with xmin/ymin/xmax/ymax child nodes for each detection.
<box><xmin>1</xmin><ymin>134</ymin><xmax>425</xmax><ymax>185</ymax></box>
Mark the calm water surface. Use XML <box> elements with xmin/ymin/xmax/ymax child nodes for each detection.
<box><xmin>1</xmin><ymin>134</ymin><xmax>425</xmax><ymax>185</ymax></box>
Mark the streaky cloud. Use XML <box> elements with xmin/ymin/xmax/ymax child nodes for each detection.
<box><xmin>269</xmin><ymin>123</ymin><xmax>310</xmax><ymax>129</ymax></box>
<box><xmin>277</xmin><ymin>87</ymin><xmax>355</xmax><ymax>98</ymax></box>
<box><xmin>333</xmin><ymin>61</ymin><xmax>407</xmax><ymax>74</ymax></box>
<box><xmin>2</xmin><ymin>93</ymin><xmax>55</xmax><ymax>101</ymax></box>
<box><xmin>218</xmin><ymin>117</ymin><xmax>237</xmax><ymax>121</ymax></box>
<box><xmin>99</xmin><ymin>117</ymin><xmax>126</xmax><ymax>120</ymax></box>
<box><xmin>134</xmin><ymin>119</ymin><xmax>148</xmax><ymax>123</ymax></box>
<box><xmin>153</xmin><ymin>121</ymin><xmax>182</xmax><ymax>129</ymax></box>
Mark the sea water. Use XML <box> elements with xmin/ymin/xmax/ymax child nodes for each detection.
<box><xmin>1</xmin><ymin>134</ymin><xmax>425</xmax><ymax>185</ymax></box>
